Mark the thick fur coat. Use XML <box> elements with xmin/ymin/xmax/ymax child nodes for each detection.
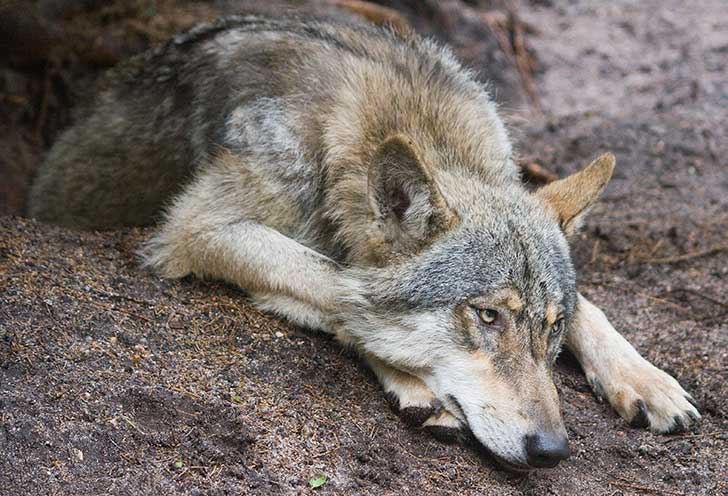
<box><xmin>29</xmin><ymin>16</ymin><xmax>700</xmax><ymax>470</ymax></box>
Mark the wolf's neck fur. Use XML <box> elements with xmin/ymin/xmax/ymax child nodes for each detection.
<box><xmin>310</xmin><ymin>48</ymin><xmax>521</xmax><ymax>266</ymax></box>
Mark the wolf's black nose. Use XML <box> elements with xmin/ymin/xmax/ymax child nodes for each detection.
<box><xmin>525</xmin><ymin>432</ymin><xmax>571</xmax><ymax>468</ymax></box>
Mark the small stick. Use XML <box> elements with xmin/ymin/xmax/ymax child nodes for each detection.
<box><xmin>609</xmin><ymin>476</ymin><xmax>685</xmax><ymax>496</ymax></box>
<box><xmin>660</xmin><ymin>288</ymin><xmax>728</xmax><ymax>309</ymax></box>
<box><xmin>648</xmin><ymin>239</ymin><xmax>665</xmax><ymax>257</ymax></box>
<box><xmin>641</xmin><ymin>245</ymin><xmax>727</xmax><ymax>264</ymax></box>
<box><xmin>168</xmin><ymin>386</ymin><xmax>202</xmax><ymax>401</ymax></box>
<box><xmin>87</xmin><ymin>300</ymin><xmax>153</xmax><ymax>323</ymax></box>
<box><xmin>173</xmin><ymin>467</ymin><xmax>189</xmax><ymax>480</ymax></box>
<box><xmin>641</xmin><ymin>294</ymin><xmax>689</xmax><ymax>313</ymax></box>
<box><xmin>511</xmin><ymin>12</ymin><xmax>542</xmax><ymax>112</ymax></box>
<box><xmin>591</xmin><ymin>239</ymin><xmax>601</xmax><ymax>264</ymax></box>
<box><xmin>522</xmin><ymin>161</ymin><xmax>558</xmax><ymax>184</ymax></box>
<box><xmin>328</xmin><ymin>0</ymin><xmax>410</xmax><ymax>34</ymax></box>
<box><xmin>90</xmin><ymin>287</ymin><xmax>156</xmax><ymax>307</ymax></box>
<box><xmin>168</xmin><ymin>386</ymin><xmax>202</xmax><ymax>402</ymax></box>
<box><xmin>122</xmin><ymin>416</ymin><xmax>148</xmax><ymax>436</ymax></box>
<box><xmin>663</xmin><ymin>432</ymin><xmax>722</xmax><ymax>444</ymax></box>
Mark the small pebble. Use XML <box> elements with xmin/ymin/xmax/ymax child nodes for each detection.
<box><xmin>71</xmin><ymin>447</ymin><xmax>83</xmax><ymax>462</ymax></box>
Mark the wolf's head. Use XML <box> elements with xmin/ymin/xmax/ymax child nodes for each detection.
<box><xmin>353</xmin><ymin>136</ymin><xmax>614</xmax><ymax>470</ymax></box>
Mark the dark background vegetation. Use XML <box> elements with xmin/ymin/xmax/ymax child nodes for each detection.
<box><xmin>1</xmin><ymin>0</ymin><xmax>726</xmax><ymax>494</ymax></box>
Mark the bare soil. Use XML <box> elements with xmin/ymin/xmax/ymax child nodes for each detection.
<box><xmin>1</xmin><ymin>1</ymin><xmax>727</xmax><ymax>495</ymax></box>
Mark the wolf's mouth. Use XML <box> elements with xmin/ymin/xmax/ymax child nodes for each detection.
<box><xmin>466</xmin><ymin>432</ymin><xmax>533</xmax><ymax>472</ymax></box>
<box><xmin>448</xmin><ymin>408</ymin><xmax>533</xmax><ymax>472</ymax></box>
<box><xmin>445</xmin><ymin>396</ymin><xmax>539</xmax><ymax>472</ymax></box>
<box><xmin>489</xmin><ymin>455</ymin><xmax>534</xmax><ymax>473</ymax></box>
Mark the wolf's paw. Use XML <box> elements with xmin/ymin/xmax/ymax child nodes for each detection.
<box><xmin>384</xmin><ymin>381</ymin><xmax>467</xmax><ymax>441</ymax></box>
<box><xmin>384</xmin><ymin>380</ymin><xmax>443</xmax><ymax>427</ymax></box>
<box><xmin>423</xmin><ymin>410</ymin><xmax>466</xmax><ymax>443</ymax></box>
<box><xmin>588</xmin><ymin>361</ymin><xmax>700</xmax><ymax>434</ymax></box>
<box><xmin>369</xmin><ymin>356</ymin><xmax>467</xmax><ymax>437</ymax></box>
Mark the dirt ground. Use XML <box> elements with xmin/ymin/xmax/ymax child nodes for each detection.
<box><xmin>1</xmin><ymin>0</ymin><xmax>727</xmax><ymax>495</ymax></box>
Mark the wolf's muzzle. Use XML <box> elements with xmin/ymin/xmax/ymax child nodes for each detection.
<box><xmin>525</xmin><ymin>432</ymin><xmax>571</xmax><ymax>468</ymax></box>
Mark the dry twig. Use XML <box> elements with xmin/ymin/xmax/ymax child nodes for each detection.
<box><xmin>608</xmin><ymin>475</ymin><xmax>685</xmax><ymax>496</ymax></box>
<box><xmin>659</xmin><ymin>288</ymin><xmax>728</xmax><ymax>309</ymax></box>
<box><xmin>521</xmin><ymin>160</ymin><xmax>558</xmax><ymax>184</ymax></box>
<box><xmin>481</xmin><ymin>10</ymin><xmax>542</xmax><ymax>112</ymax></box>
<box><xmin>641</xmin><ymin>245</ymin><xmax>727</xmax><ymax>264</ymax></box>
<box><xmin>328</xmin><ymin>0</ymin><xmax>410</xmax><ymax>34</ymax></box>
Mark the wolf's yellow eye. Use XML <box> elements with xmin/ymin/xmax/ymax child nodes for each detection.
<box><xmin>478</xmin><ymin>308</ymin><xmax>499</xmax><ymax>325</ymax></box>
<box><xmin>550</xmin><ymin>318</ymin><xmax>565</xmax><ymax>338</ymax></box>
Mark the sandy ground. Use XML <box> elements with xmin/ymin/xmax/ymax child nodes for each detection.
<box><xmin>1</xmin><ymin>0</ymin><xmax>727</xmax><ymax>495</ymax></box>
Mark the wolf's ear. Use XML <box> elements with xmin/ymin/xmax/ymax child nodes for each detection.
<box><xmin>368</xmin><ymin>135</ymin><xmax>457</xmax><ymax>251</ymax></box>
<box><xmin>536</xmin><ymin>153</ymin><xmax>615</xmax><ymax>236</ymax></box>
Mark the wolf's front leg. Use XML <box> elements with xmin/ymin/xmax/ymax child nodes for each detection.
<box><xmin>148</xmin><ymin>220</ymin><xmax>342</xmax><ymax>313</ymax></box>
<box><xmin>568</xmin><ymin>294</ymin><xmax>700</xmax><ymax>433</ymax></box>
<box><xmin>143</xmin><ymin>184</ymin><xmax>358</xmax><ymax>331</ymax></box>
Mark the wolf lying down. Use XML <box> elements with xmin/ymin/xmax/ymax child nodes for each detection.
<box><xmin>29</xmin><ymin>15</ymin><xmax>700</xmax><ymax>470</ymax></box>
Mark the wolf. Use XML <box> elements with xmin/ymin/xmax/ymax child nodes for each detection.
<box><xmin>28</xmin><ymin>15</ymin><xmax>700</xmax><ymax>470</ymax></box>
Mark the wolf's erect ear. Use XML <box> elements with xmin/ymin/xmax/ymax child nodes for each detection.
<box><xmin>536</xmin><ymin>153</ymin><xmax>615</xmax><ymax>236</ymax></box>
<box><xmin>368</xmin><ymin>135</ymin><xmax>457</xmax><ymax>252</ymax></box>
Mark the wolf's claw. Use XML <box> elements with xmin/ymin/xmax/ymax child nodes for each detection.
<box><xmin>629</xmin><ymin>400</ymin><xmax>649</xmax><ymax>428</ymax></box>
<box><xmin>685</xmin><ymin>395</ymin><xmax>701</xmax><ymax>410</ymax></box>
<box><xmin>671</xmin><ymin>415</ymin><xmax>689</xmax><ymax>434</ymax></box>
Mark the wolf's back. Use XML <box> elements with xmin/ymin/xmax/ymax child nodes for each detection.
<box><xmin>29</xmin><ymin>24</ymin><xmax>212</xmax><ymax>228</ymax></box>
<box><xmin>27</xmin><ymin>16</ymin><xmax>361</xmax><ymax>229</ymax></box>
